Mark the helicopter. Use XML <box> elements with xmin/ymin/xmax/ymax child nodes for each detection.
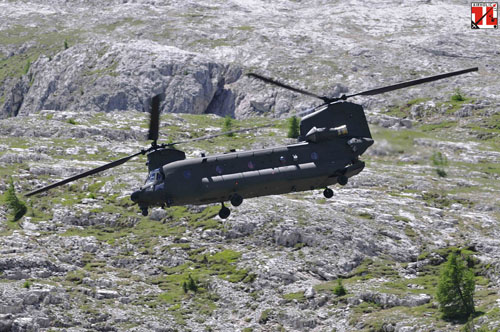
<box><xmin>25</xmin><ymin>67</ymin><xmax>478</xmax><ymax>219</ymax></box>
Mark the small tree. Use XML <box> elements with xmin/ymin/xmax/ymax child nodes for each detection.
<box><xmin>437</xmin><ymin>253</ymin><xmax>475</xmax><ymax>320</ymax></box>
<box><xmin>431</xmin><ymin>151</ymin><xmax>448</xmax><ymax>177</ymax></box>
<box><xmin>186</xmin><ymin>274</ymin><xmax>198</xmax><ymax>293</ymax></box>
<box><xmin>333</xmin><ymin>278</ymin><xmax>347</xmax><ymax>296</ymax></box>
<box><xmin>287</xmin><ymin>116</ymin><xmax>300</xmax><ymax>139</ymax></box>
<box><xmin>223</xmin><ymin>115</ymin><xmax>234</xmax><ymax>137</ymax></box>
<box><xmin>4</xmin><ymin>178</ymin><xmax>27</xmax><ymax>222</ymax></box>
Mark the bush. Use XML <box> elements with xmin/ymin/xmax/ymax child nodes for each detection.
<box><xmin>183</xmin><ymin>274</ymin><xmax>198</xmax><ymax>293</ymax></box>
<box><xmin>3</xmin><ymin>178</ymin><xmax>27</xmax><ymax>222</ymax></box>
<box><xmin>64</xmin><ymin>39</ymin><xmax>69</xmax><ymax>50</ymax></box>
<box><xmin>451</xmin><ymin>88</ymin><xmax>465</xmax><ymax>102</ymax></box>
<box><xmin>431</xmin><ymin>151</ymin><xmax>448</xmax><ymax>177</ymax></box>
<box><xmin>223</xmin><ymin>115</ymin><xmax>234</xmax><ymax>137</ymax></box>
<box><xmin>287</xmin><ymin>116</ymin><xmax>300</xmax><ymax>139</ymax></box>
<box><xmin>333</xmin><ymin>279</ymin><xmax>347</xmax><ymax>296</ymax></box>
<box><xmin>437</xmin><ymin>253</ymin><xmax>475</xmax><ymax>320</ymax></box>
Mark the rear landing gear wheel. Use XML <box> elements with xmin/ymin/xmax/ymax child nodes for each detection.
<box><xmin>141</xmin><ymin>208</ymin><xmax>148</xmax><ymax>216</ymax></box>
<box><xmin>218</xmin><ymin>205</ymin><xmax>230</xmax><ymax>219</ymax></box>
<box><xmin>338</xmin><ymin>175</ymin><xmax>348</xmax><ymax>186</ymax></box>
<box><xmin>323</xmin><ymin>188</ymin><xmax>334</xmax><ymax>198</ymax></box>
<box><xmin>230</xmin><ymin>194</ymin><xmax>243</xmax><ymax>207</ymax></box>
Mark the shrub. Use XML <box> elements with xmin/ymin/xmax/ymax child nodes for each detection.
<box><xmin>23</xmin><ymin>280</ymin><xmax>31</xmax><ymax>289</ymax></box>
<box><xmin>451</xmin><ymin>88</ymin><xmax>465</xmax><ymax>102</ymax></box>
<box><xmin>223</xmin><ymin>115</ymin><xmax>234</xmax><ymax>136</ymax></box>
<box><xmin>431</xmin><ymin>151</ymin><xmax>448</xmax><ymax>177</ymax></box>
<box><xmin>333</xmin><ymin>279</ymin><xmax>347</xmax><ymax>296</ymax></box>
<box><xmin>436</xmin><ymin>253</ymin><xmax>475</xmax><ymax>320</ymax></box>
<box><xmin>3</xmin><ymin>178</ymin><xmax>27</xmax><ymax>222</ymax></box>
<box><xmin>64</xmin><ymin>39</ymin><xmax>69</xmax><ymax>50</ymax></box>
<box><xmin>287</xmin><ymin>116</ymin><xmax>300</xmax><ymax>139</ymax></box>
<box><xmin>258</xmin><ymin>309</ymin><xmax>272</xmax><ymax>324</ymax></box>
<box><xmin>186</xmin><ymin>274</ymin><xmax>198</xmax><ymax>293</ymax></box>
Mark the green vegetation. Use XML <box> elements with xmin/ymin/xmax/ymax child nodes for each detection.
<box><xmin>287</xmin><ymin>116</ymin><xmax>300</xmax><ymax>138</ymax></box>
<box><xmin>67</xmin><ymin>118</ymin><xmax>77</xmax><ymax>125</ymax></box>
<box><xmin>0</xmin><ymin>25</ymin><xmax>81</xmax><ymax>89</ymax></box>
<box><xmin>23</xmin><ymin>280</ymin><xmax>31</xmax><ymax>289</ymax></box>
<box><xmin>23</xmin><ymin>59</ymin><xmax>31</xmax><ymax>75</ymax></box>
<box><xmin>259</xmin><ymin>309</ymin><xmax>272</xmax><ymax>324</ymax></box>
<box><xmin>420</xmin><ymin>120</ymin><xmax>458</xmax><ymax>132</ymax></box>
<box><xmin>3</xmin><ymin>178</ymin><xmax>27</xmax><ymax>222</ymax></box>
<box><xmin>333</xmin><ymin>278</ymin><xmax>347</xmax><ymax>296</ymax></box>
<box><xmin>451</xmin><ymin>88</ymin><xmax>465</xmax><ymax>102</ymax></box>
<box><xmin>66</xmin><ymin>269</ymin><xmax>86</xmax><ymax>284</ymax></box>
<box><xmin>437</xmin><ymin>253</ymin><xmax>475</xmax><ymax>320</ymax></box>
<box><xmin>384</xmin><ymin>97</ymin><xmax>430</xmax><ymax>118</ymax></box>
<box><xmin>235</xmin><ymin>25</ymin><xmax>254</xmax><ymax>31</ymax></box>
<box><xmin>64</xmin><ymin>39</ymin><xmax>69</xmax><ymax>50</ymax></box>
<box><xmin>183</xmin><ymin>274</ymin><xmax>198</xmax><ymax>293</ymax></box>
<box><xmin>312</xmin><ymin>246</ymin><xmax>493</xmax><ymax>330</ymax></box>
<box><xmin>282</xmin><ymin>292</ymin><xmax>306</xmax><ymax>303</ymax></box>
<box><xmin>147</xmin><ymin>249</ymin><xmax>248</xmax><ymax>309</ymax></box>
<box><xmin>223</xmin><ymin>115</ymin><xmax>234</xmax><ymax>136</ymax></box>
<box><xmin>431</xmin><ymin>151</ymin><xmax>448</xmax><ymax>177</ymax></box>
<box><xmin>95</xmin><ymin>18</ymin><xmax>145</xmax><ymax>33</ymax></box>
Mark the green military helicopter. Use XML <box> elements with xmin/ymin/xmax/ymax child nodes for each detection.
<box><xmin>26</xmin><ymin>67</ymin><xmax>478</xmax><ymax>218</ymax></box>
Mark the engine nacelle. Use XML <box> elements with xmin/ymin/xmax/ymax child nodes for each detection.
<box><xmin>305</xmin><ymin>125</ymin><xmax>348</xmax><ymax>143</ymax></box>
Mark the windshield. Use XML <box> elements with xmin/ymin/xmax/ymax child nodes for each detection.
<box><xmin>144</xmin><ymin>168</ymin><xmax>164</xmax><ymax>185</ymax></box>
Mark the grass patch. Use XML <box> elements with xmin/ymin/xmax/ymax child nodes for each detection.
<box><xmin>419</xmin><ymin>121</ymin><xmax>458</xmax><ymax>132</ymax></box>
<box><xmin>384</xmin><ymin>97</ymin><xmax>430</xmax><ymax>118</ymax></box>
<box><xmin>282</xmin><ymin>292</ymin><xmax>306</xmax><ymax>303</ymax></box>
<box><xmin>148</xmin><ymin>249</ymin><xmax>248</xmax><ymax>307</ymax></box>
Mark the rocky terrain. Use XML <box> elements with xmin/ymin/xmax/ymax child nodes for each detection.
<box><xmin>1</xmin><ymin>0</ymin><xmax>500</xmax><ymax>331</ymax></box>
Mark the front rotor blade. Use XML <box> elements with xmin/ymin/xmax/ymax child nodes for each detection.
<box><xmin>247</xmin><ymin>73</ymin><xmax>330</xmax><ymax>102</ymax></box>
<box><xmin>25</xmin><ymin>150</ymin><xmax>144</xmax><ymax>197</ymax></box>
<box><xmin>148</xmin><ymin>95</ymin><xmax>160</xmax><ymax>142</ymax></box>
<box><xmin>347</xmin><ymin>67</ymin><xmax>478</xmax><ymax>98</ymax></box>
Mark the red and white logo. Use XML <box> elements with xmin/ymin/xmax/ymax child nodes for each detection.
<box><xmin>471</xmin><ymin>2</ymin><xmax>498</xmax><ymax>29</ymax></box>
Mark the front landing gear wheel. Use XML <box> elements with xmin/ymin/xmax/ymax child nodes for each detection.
<box><xmin>323</xmin><ymin>188</ymin><xmax>334</xmax><ymax>198</ymax></box>
<box><xmin>141</xmin><ymin>208</ymin><xmax>148</xmax><ymax>216</ymax></box>
<box><xmin>338</xmin><ymin>175</ymin><xmax>348</xmax><ymax>186</ymax></box>
<box><xmin>218</xmin><ymin>206</ymin><xmax>230</xmax><ymax>219</ymax></box>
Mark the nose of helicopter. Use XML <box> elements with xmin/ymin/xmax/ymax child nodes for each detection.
<box><xmin>130</xmin><ymin>190</ymin><xmax>141</xmax><ymax>202</ymax></box>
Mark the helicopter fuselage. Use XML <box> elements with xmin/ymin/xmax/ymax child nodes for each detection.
<box><xmin>131</xmin><ymin>101</ymin><xmax>374</xmax><ymax>216</ymax></box>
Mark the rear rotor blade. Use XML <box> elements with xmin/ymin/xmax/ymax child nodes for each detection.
<box><xmin>148</xmin><ymin>95</ymin><xmax>161</xmax><ymax>142</ymax></box>
<box><xmin>25</xmin><ymin>150</ymin><xmax>145</xmax><ymax>197</ymax></box>
<box><xmin>247</xmin><ymin>73</ymin><xmax>330</xmax><ymax>102</ymax></box>
<box><xmin>346</xmin><ymin>67</ymin><xmax>478</xmax><ymax>99</ymax></box>
<box><xmin>163</xmin><ymin>124</ymin><xmax>275</xmax><ymax>147</ymax></box>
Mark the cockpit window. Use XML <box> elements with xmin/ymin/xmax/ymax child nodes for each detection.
<box><xmin>145</xmin><ymin>168</ymin><xmax>163</xmax><ymax>184</ymax></box>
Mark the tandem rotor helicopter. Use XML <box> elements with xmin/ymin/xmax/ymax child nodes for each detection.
<box><xmin>26</xmin><ymin>67</ymin><xmax>478</xmax><ymax>219</ymax></box>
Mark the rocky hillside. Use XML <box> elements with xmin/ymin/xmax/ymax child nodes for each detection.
<box><xmin>1</xmin><ymin>0</ymin><xmax>500</xmax><ymax>331</ymax></box>
<box><xmin>1</xmin><ymin>0</ymin><xmax>499</xmax><ymax>119</ymax></box>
